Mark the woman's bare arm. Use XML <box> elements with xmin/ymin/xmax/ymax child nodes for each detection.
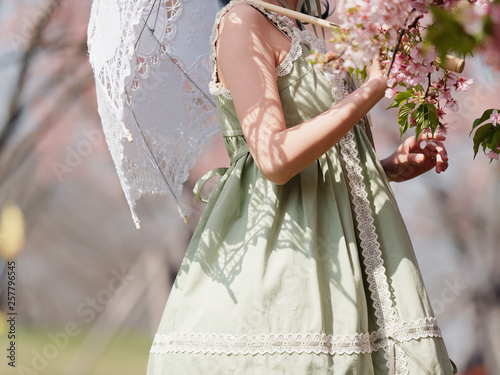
<box><xmin>217</xmin><ymin>5</ymin><xmax>387</xmax><ymax>185</ymax></box>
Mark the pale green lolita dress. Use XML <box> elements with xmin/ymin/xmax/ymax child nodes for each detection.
<box><xmin>147</xmin><ymin>1</ymin><xmax>455</xmax><ymax>374</ymax></box>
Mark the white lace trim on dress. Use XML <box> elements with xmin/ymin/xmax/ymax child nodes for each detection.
<box><xmin>208</xmin><ymin>0</ymin><xmax>304</xmax><ymax>99</ymax></box>
<box><xmin>325</xmin><ymin>32</ymin><xmax>417</xmax><ymax>374</ymax></box>
<box><xmin>340</xmin><ymin>130</ymin><xmax>398</xmax><ymax>354</ymax></box>
<box><xmin>339</xmin><ymin>127</ymin><xmax>399</xmax><ymax>373</ymax></box>
<box><xmin>149</xmin><ymin>317</ymin><xmax>442</xmax><ymax>356</ymax></box>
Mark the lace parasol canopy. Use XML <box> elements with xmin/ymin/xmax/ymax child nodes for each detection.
<box><xmin>88</xmin><ymin>0</ymin><xmax>221</xmax><ymax>229</ymax></box>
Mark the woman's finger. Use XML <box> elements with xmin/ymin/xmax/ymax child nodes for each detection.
<box><xmin>432</xmin><ymin>144</ymin><xmax>448</xmax><ymax>162</ymax></box>
<box><xmin>417</xmin><ymin>131</ymin><xmax>447</xmax><ymax>144</ymax></box>
<box><xmin>421</xmin><ymin>140</ymin><xmax>449</xmax><ymax>161</ymax></box>
<box><xmin>417</xmin><ymin>132</ymin><xmax>434</xmax><ymax>143</ymax></box>
<box><xmin>407</xmin><ymin>152</ymin><xmax>426</xmax><ymax>165</ymax></box>
<box><xmin>433</xmin><ymin>133</ymin><xmax>447</xmax><ymax>141</ymax></box>
<box><xmin>394</xmin><ymin>153</ymin><xmax>409</xmax><ymax>166</ymax></box>
<box><xmin>435</xmin><ymin>153</ymin><xmax>449</xmax><ymax>173</ymax></box>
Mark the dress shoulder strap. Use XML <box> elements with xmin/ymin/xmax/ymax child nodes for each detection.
<box><xmin>208</xmin><ymin>0</ymin><xmax>303</xmax><ymax>99</ymax></box>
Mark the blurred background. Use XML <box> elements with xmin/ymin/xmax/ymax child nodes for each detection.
<box><xmin>0</xmin><ymin>0</ymin><xmax>499</xmax><ymax>374</ymax></box>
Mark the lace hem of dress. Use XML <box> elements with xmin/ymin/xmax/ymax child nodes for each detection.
<box><xmin>208</xmin><ymin>0</ymin><xmax>303</xmax><ymax>99</ymax></box>
<box><xmin>149</xmin><ymin>317</ymin><xmax>442</xmax><ymax>356</ymax></box>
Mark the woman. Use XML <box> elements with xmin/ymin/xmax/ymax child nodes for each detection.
<box><xmin>147</xmin><ymin>0</ymin><xmax>455</xmax><ymax>373</ymax></box>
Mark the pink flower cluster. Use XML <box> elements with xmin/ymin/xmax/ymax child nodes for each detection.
<box><xmin>307</xmin><ymin>0</ymin><xmax>500</xmax><ymax>157</ymax></box>
<box><xmin>333</xmin><ymin>0</ymin><xmax>411</xmax><ymax>72</ymax></box>
<box><xmin>382</xmin><ymin>43</ymin><xmax>438</xmax><ymax>95</ymax></box>
<box><xmin>330</xmin><ymin>0</ymin><xmax>461</xmax><ymax>73</ymax></box>
<box><xmin>307</xmin><ymin>0</ymin><xmax>482</xmax><ymax>135</ymax></box>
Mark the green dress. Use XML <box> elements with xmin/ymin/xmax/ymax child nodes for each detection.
<box><xmin>147</xmin><ymin>1</ymin><xmax>455</xmax><ymax>374</ymax></box>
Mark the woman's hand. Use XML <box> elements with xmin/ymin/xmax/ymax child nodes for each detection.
<box><xmin>380</xmin><ymin>132</ymin><xmax>449</xmax><ymax>182</ymax></box>
<box><xmin>366</xmin><ymin>58</ymin><xmax>385</xmax><ymax>82</ymax></box>
<box><xmin>364</xmin><ymin>58</ymin><xmax>388</xmax><ymax>101</ymax></box>
<box><xmin>366</xmin><ymin>57</ymin><xmax>387</xmax><ymax>86</ymax></box>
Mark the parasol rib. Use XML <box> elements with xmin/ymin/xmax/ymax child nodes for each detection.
<box><xmin>135</xmin><ymin>0</ymin><xmax>160</xmax><ymax>50</ymax></box>
<box><xmin>125</xmin><ymin>8</ymin><xmax>223</xmax><ymax>227</ymax></box>
<box><xmin>166</xmin><ymin>55</ymin><xmax>218</xmax><ymax>108</ymax></box>
<box><xmin>138</xmin><ymin>17</ymin><xmax>217</xmax><ymax>110</ymax></box>
<box><xmin>152</xmin><ymin>1</ymin><xmax>161</xmax><ymax>33</ymax></box>
<box><xmin>127</xmin><ymin>92</ymin><xmax>189</xmax><ymax>226</ymax></box>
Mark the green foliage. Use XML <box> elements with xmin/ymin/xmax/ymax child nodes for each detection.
<box><xmin>471</xmin><ymin>109</ymin><xmax>500</xmax><ymax>159</ymax></box>
<box><xmin>349</xmin><ymin>66</ymin><xmax>368</xmax><ymax>83</ymax></box>
<box><xmin>387</xmin><ymin>86</ymin><xmax>440</xmax><ymax>139</ymax></box>
<box><xmin>398</xmin><ymin>102</ymin><xmax>416</xmax><ymax>136</ymax></box>
<box><xmin>471</xmin><ymin>109</ymin><xmax>495</xmax><ymax>133</ymax></box>
<box><xmin>413</xmin><ymin>103</ymin><xmax>440</xmax><ymax>140</ymax></box>
<box><xmin>4</xmin><ymin>327</ymin><xmax>151</xmax><ymax>375</ymax></box>
<box><xmin>386</xmin><ymin>90</ymin><xmax>414</xmax><ymax>109</ymax></box>
<box><xmin>425</xmin><ymin>6</ymin><xmax>478</xmax><ymax>61</ymax></box>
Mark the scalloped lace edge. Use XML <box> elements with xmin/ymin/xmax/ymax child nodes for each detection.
<box><xmin>208</xmin><ymin>0</ymin><xmax>303</xmax><ymax>99</ymax></box>
<box><xmin>149</xmin><ymin>317</ymin><xmax>442</xmax><ymax>356</ymax></box>
<box><xmin>333</xmin><ymin>64</ymin><xmax>410</xmax><ymax>372</ymax></box>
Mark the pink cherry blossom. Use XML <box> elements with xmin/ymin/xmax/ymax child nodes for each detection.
<box><xmin>487</xmin><ymin>150</ymin><xmax>499</xmax><ymax>160</ymax></box>
<box><xmin>445</xmin><ymin>74</ymin><xmax>458</xmax><ymax>86</ymax></box>
<box><xmin>475</xmin><ymin>2</ymin><xmax>500</xmax><ymax>71</ymax></box>
<box><xmin>385</xmin><ymin>88</ymin><xmax>398</xmax><ymax>98</ymax></box>
<box><xmin>490</xmin><ymin>109</ymin><xmax>500</xmax><ymax>125</ymax></box>
<box><xmin>442</xmin><ymin>88</ymin><xmax>453</xmax><ymax>101</ymax></box>
<box><xmin>436</xmin><ymin>107</ymin><xmax>446</xmax><ymax>119</ymax></box>
<box><xmin>439</xmin><ymin>123</ymin><xmax>449</xmax><ymax>135</ymax></box>
<box><xmin>445</xmin><ymin>99</ymin><xmax>459</xmax><ymax>112</ymax></box>
<box><xmin>462</xmin><ymin>5</ymin><xmax>486</xmax><ymax>36</ymax></box>
<box><xmin>305</xmin><ymin>0</ymin><xmax>486</xmax><ymax>145</ymax></box>
<box><xmin>455</xmin><ymin>77</ymin><xmax>474</xmax><ymax>92</ymax></box>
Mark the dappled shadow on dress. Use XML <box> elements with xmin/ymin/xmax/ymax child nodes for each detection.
<box><xmin>171</xmin><ymin>0</ymin><xmax>428</xmax><ymax>336</ymax></box>
<box><xmin>175</xmin><ymin>149</ymin><xmax>367</xmax><ymax>331</ymax></box>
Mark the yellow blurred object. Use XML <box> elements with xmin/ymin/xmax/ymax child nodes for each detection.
<box><xmin>0</xmin><ymin>201</ymin><xmax>25</xmax><ymax>260</ymax></box>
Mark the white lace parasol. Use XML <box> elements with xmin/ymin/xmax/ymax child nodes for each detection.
<box><xmin>88</xmin><ymin>0</ymin><xmax>221</xmax><ymax>229</ymax></box>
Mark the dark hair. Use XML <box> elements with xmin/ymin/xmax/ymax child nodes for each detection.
<box><xmin>217</xmin><ymin>0</ymin><xmax>334</xmax><ymax>20</ymax></box>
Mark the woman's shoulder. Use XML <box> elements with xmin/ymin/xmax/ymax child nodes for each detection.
<box><xmin>218</xmin><ymin>1</ymin><xmax>273</xmax><ymax>34</ymax></box>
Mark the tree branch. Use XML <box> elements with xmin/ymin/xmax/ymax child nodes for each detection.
<box><xmin>0</xmin><ymin>0</ymin><xmax>63</xmax><ymax>153</ymax></box>
<box><xmin>386</xmin><ymin>11</ymin><xmax>422</xmax><ymax>77</ymax></box>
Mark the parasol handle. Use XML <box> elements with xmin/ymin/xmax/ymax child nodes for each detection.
<box><xmin>250</xmin><ymin>0</ymin><xmax>339</xmax><ymax>30</ymax></box>
<box><xmin>436</xmin><ymin>55</ymin><xmax>465</xmax><ymax>73</ymax></box>
<box><xmin>250</xmin><ymin>0</ymin><xmax>466</xmax><ymax>74</ymax></box>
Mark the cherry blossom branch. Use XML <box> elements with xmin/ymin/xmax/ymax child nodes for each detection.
<box><xmin>386</xmin><ymin>11</ymin><xmax>421</xmax><ymax>77</ymax></box>
<box><xmin>425</xmin><ymin>73</ymin><xmax>432</xmax><ymax>98</ymax></box>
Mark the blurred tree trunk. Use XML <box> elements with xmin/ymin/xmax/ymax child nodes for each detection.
<box><xmin>0</xmin><ymin>0</ymin><xmax>63</xmax><ymax>153</ymax></box>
